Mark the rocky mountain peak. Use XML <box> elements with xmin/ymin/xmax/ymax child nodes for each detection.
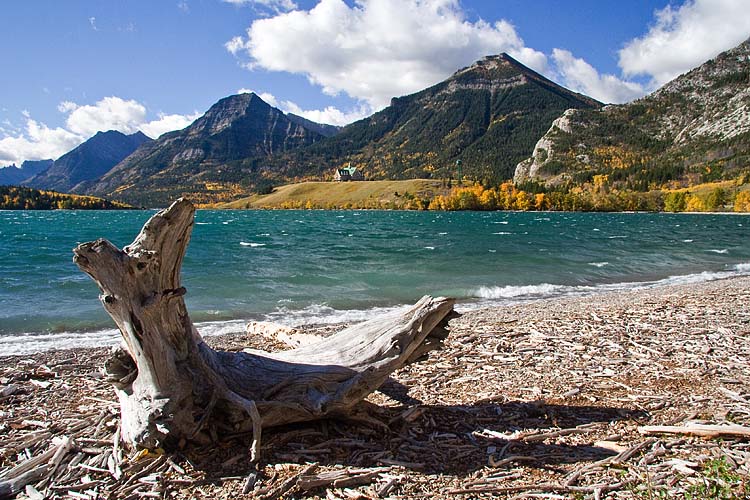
<box><xmin>83</xmin><ymin>92</ymin><xmax>335</xmax><ymax>204</ymax></box>
<box><xmin>642</xmin><ymin>37</ymin><xmax>750</xmax><ymax>144</ymax></box>
<box><xmin>451</xmin><ymin>53</ymin><xmax>518</xmax><ymax>76</ymax></box>
<box><xmin>189</xmin><ymin>92</ymin><xmax>270</xmax><ymax>136</ymax></box>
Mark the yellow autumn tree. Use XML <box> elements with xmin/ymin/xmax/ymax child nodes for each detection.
<box><xmin>428</xmin><ymin>196</ymin><xmax>446</xmax><ymax>210</ymax></box>
<box><xmin>685</xmin><ymin>194</ymin><xmax>706</xmax><ymax>212</ymax></box>
<box><xmin>534</xmin><ymin>193</ymin><xmax>547</xmax><ymax>211</ymax></box>
<box><xmin>734</xmin><ymin>191</ymin><xmax>750</xmax><ymax>212</ymax></box>
<box><xmin>513</xmin><ymin>191</ymin><xmax>532</xmax><ymax>211</ymax></box>
<box><xmin>479</xmin><ymin>188</ymin><xmax>498</xmax><ymax>210</ymax></box>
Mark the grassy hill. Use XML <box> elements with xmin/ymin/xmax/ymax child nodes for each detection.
<box><xmin>213</xmin><ymin>180</ymin><xmax>450</xmax><ymax>209</ymax></box>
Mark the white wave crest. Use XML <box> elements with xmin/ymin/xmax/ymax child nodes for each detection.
<box><xmin>589</xmin><ymin>262</ymin><xmax>609</xmax><ymax>268</ymax></box>
<box><xmin>240</xmin><ymin>242</ymin><xmax>266</xmax><ymax>247</ymax></box>
<box><xmin>474</xmin><ymin>283</ymin><xmax>564</xmax><ymax>299</ymax></box>
<box><xmin>0</xmin><ymin>319</ymin><xmax>250</xmax><ymax>357</ymax></box>
<box><xmin>0</xmin><ymin>328</ymin><xmax>121</xmax><ymax>356</ymax></box>
<box><xmin>708</xmin><ymin>249</ymin><xmax>729</xmax><ymax>254</ymax></box>
<box><xmin>470</xmin><ymin>262</ymin><xmax>750</xmax><ymax>305</ymax></box>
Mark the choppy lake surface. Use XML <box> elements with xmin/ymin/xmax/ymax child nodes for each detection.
<box><xmin>1</xmin><ymin>209</ymin><xmax>749</xmax><ymax>354</ymax></box>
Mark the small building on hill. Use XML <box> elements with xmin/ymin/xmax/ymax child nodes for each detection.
<box><xmin>334</xmin><ymin>164</ymin><xmax>364</xmax><ymax>181</ymax></box>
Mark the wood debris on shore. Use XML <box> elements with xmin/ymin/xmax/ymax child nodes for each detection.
<box><xmin>1</xmin><ymin>276</ymin><xmax>749</xmax><ymax>499</ymax></box>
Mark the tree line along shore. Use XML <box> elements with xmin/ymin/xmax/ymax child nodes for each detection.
<box><xmin>3</xmin><ymin>176</ymin><xmax>750</xmax><ymax>212</ymax></box>
<box><xmin>215</xmin><ymin>177</ymin><xmax>750</xmax><ymax>212</ymax></box>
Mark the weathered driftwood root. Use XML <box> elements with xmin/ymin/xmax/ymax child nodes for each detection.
<box><xmin>73</xmin><ymin>199</ymin><xmax>456</xmax><ymax>454</ymax></box>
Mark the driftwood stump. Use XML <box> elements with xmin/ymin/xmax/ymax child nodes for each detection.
<box><xmin>73</xmin><ymin>199</ymin><xmax>456</xmax><ymax>457</ymax></box>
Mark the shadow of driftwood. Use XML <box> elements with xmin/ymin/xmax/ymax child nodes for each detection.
<box><xmin>185</xmin><ymin>396</ymin><xmax>646</xmax><ymax>479</ymax></box>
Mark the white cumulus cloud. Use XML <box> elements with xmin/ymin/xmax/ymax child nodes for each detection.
<box><xmin>228</xmin><ymin>0</ymin><xmax>549</xmax><ymax>110</ymax></box>
<box><xmin>552</xmin><ymin>49</ymin><xmax>646</xmax><ymax>104</ymax></box>
<box><xmin>141</xmin><ymin>111</ymin><xmax>202</xmax><ymax>138</ymax></box>
<box><xmin>0</xmin><ymin>118</ymin><xmax>82</xmax><ymax>166</ymax></box>
<box><xmin>237</xmin><ymin>88</ymin><xmax>368</xmax><ymax>126</ymax></box>
<box><xmin>0</xmin><ymin>97</ymin><xmax>199</xmax><ymax>166</ymax></box>
<box><xmin>619</xmin><ymin>0</ymin><xmax>750</xmax><ymax>86</ymax></box>
<box><xmin>283</xmin><ymin>102</ymin><xmax>369</xmax><ymax>126</ymax></box>
<box><xmin>64</xmin><ymin>96</ymin><xmax>147</xmax><ymax>137</ymax></box>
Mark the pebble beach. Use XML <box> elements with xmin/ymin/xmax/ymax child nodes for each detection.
<box><xmin>1</xmin><ymin>275</ymin><xmax>749</xmax><ymax>499</ymax></box>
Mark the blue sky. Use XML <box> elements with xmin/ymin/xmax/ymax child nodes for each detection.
<box><xmin>1</xmin><ymin>0</ymin><xmax>749</xmax><ymax>166</ymax></box>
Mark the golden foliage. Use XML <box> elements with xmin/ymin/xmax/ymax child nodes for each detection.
<box><xmin>685</xmin><ymin>194</ymin><xmax>706</xmax><ymax>212</ymax></box>
<box><xmin>734</xmin><ymin>191</ymin><xmax>750</xmax><ymax>212</ymax></box>
<box><xmin>592</xmin><ymin>146</ymin><xmax>641</xmax><ymax>170</ymax></box>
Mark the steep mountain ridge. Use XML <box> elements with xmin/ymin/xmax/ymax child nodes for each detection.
<box><xmin>25</xmin><ymin>131</ymin><xmax>151</xmax><ymax>193</ymax></box>
<box><xmin>515</xmin><ymin>38</ymin><xmax>750</xmax><ymax>189</ymax></box>
<box><xmin>85</xmin><ymin>93</ymin><xmax>329</xmax><ymax>205</ymax></box>
<box><xmin>0</xmin><ymin>159</ymin><xmax>53</xmax><ymax>186</ymax></box>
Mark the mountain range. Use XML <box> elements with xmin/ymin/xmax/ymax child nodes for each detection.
<box><xmin>81</xmin><ymin>53</ymin><xmax>600</xmax><ymax>206</ymax></box>
<box><xmin>277</xmin><ymin>54</ymin><xmax>601</xmax><ymax>185</ymax></box>
<box><xmin>4</xmin><ymin>38</ymin><xmax>748</xmax><ymax>208</ymax></box>
<box><xmin>28</xmin><ymin>130</ymin><xmax>151</xmax><ymax>192</ymax></box>
<box><xmin>0</xmin><ymin>130</ymin><xmax>150</xmax><ymax>193</ymax></box>
<box><xmin>0</xmin><ymin>159</ymin><xmax>53</xmax><ymax>186</ymax></box>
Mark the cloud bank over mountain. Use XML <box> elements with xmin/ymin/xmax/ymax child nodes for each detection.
<box><xmin>0</xmin><ymin>97</ymin><xmax>199</xmax><ymax>166</ymax></box>
<box><xmin>228</xmin><ymin>0</ymin><xmax>750</xmax><ymax>114</ymax></box>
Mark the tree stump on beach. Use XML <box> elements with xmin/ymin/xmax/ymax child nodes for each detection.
<box><xmin>72</xmin><ymin>199</ymin><xmax>455</xmax><ymax>458</ymax></box>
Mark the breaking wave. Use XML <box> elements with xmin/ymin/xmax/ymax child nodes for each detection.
<box><xmin>469</xmin><ymin>262</ymin><xmax>750</xmax><ymax>305</ymax></box>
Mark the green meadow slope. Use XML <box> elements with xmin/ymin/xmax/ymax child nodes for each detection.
<box><xmin>215</xmin><ymin>180</ymin><xmax>449</xmax><ymax>209</ymax></box>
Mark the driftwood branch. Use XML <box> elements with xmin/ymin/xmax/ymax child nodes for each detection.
<box><xmin>73</xmin><ymin>198</ymin><xmax>456</xmax><ymax>452</ymax></box>
<box><xmin>638</xmin><ymin>423</ymin><xmax>750</xmax><ymax>438</ymax></box>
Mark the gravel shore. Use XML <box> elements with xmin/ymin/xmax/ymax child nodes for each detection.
<box><xmin>1</xmin><ymin>276</ymin><xmax>749</xmax><ymax>498</ymax></box>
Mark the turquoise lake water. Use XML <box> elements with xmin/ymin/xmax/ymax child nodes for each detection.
<box><xmin>1</xmin><ymin>209</ymin><xmax>749</xmax><ymax>355</ymax></box>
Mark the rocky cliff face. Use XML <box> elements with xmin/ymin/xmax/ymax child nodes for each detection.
<box><xmin>25</xmin><ymin>131</ymin><xmax>151</xmax><ymax>193</ymax></box>
<box><xmin>84</xmin><ymin>93</ymin><xmax>329</xmax><ymax>205</ymax></box>
<box><xmin>514</xmin><ymin>38</ymin><xmax>750</xmax><ymax>188</ymax></box>
<box><xmin>514</xmin><ymin>109</ymin><xmax>576</xmax><ymax>182</ymax></box>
